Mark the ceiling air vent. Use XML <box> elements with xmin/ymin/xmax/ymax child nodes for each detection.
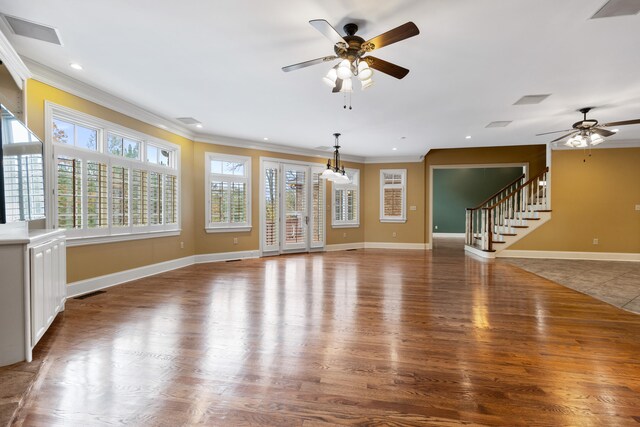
<box><xmin>591</xmin><ymin>0</ymin><xmax>640</xmax><ymax>18</ymax></box>
<box><xmin>513</xmin><ymin>94</ymin><xmax>551</xmax><ymax>105</ymax></box>
<box><xmin>485</xmin><ymin>121</ymin><xmax>512</xmax><ymax>128</ymax></box>
<box><xmin>176</xmin><ymin>117</ymin><xmax>201</xmax><ymax>125</ymax></box>
<box><xmin>2</xmin><ymin>14</ymin><xmax>62</xmax><ymax>45</ymax></box>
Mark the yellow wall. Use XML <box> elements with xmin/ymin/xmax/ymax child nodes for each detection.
<box><xmin>511</xmin><ymin>147</ymin><xmax>640</xmax><ymax>253</ymax></box>
<box><xmin>424</xmin><ymin>145</ymin><xmax>547</xmax><ymax>244</ymax></box>
<box><xmin>25</xmin><ymin>79</ymin><xmax>367</xmax><ymax>281</ymax></box>
<box><xmin>363</xmin><ymin>162</ymin><xmax>426</xmax><ymax>244</ymax></box>
<box><xmin>192</xmin><ymin>141</ymin><xmax>364</xmax><ymax>255</ymax></box>
<box><xmin>27</xmin><ymin>80</ymin><xmax>195</xmax><ymax>282</ymax></box>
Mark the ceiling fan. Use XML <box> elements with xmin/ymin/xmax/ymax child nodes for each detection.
<box><xmin>537</xmin><ymin>107</ymin><xmax>640</xmax><ymax>148</ymax></box>
<box><xmin>282</xmin><ymin>19</ymin><xmax>419</xmax><ymax>92</ymax></box>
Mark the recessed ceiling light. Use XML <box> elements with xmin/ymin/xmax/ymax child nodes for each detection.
<box><xmin>400</xmin><ymin>136</ymin><xmax>406</xmax><ymax>139</ymax></box>
<box><xmin>612</xmin><ymin>128</ymin><xmax>619</xmax><ymax>132</ymax></box>
<box><xmin>392</xmin><ymin>147</ymin><xmax>398</xmax><ymax>151</ymax></box>
<box><xmin>158</xmin><ymin>124</ymin><xmax>167</xmax><ymax>129</ymax></box>
<box><xmin>465</xmin><ymin>135</ymin><xmax>472</xmax><ymax>139</ymax></box>
<box><xmin>195</xmin><ymin>124</ymin><xmax>203</xmax><ymax>128</ymax></box>
<box><xmin>263</xmin><ymin>137</ymin><xmax>269</xmax><ymax>141</ymax></box>
<box><xmin>70</xmin><ymin>63</ymin><xmax>83</xmax><ymax>70</ymax></box>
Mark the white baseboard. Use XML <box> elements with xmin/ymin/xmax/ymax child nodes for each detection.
<box><xmin>325</xmin><ymin>242</ymin><xmax>365</xmax><ymax>252</ymax></box>
<box><xmin>194</xmin><ymin>250</ymin><xmax>260</xmax><ymax>263</ymax></box>
<box><xmin>433</xmin><ymin>233</ymin><xmax>465</xmax><ymax>238</ymax></box>
<box><xmin>464</xmin><ymin>245</ymin><xmax>495</xmax><ymax>259</ymax></box>
<box><xmin>498</xmin><ymin>250</ymin><xmax>640</xmax><ymax>262</ymax></box>
<box><xmin>364</xmin><ymin>242</ymin><xmax>431</xmax><ymax>250</ymax></box>
<box><xmin>67</xmin><ymin>256</ymin><xmax>195</xmax><ymax>298</ymax></box>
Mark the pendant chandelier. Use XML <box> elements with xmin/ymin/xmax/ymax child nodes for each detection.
<box><xmin>321</xmin><ymin>133</ymin><xmax>350</xmax><ymax>183</ymax></box>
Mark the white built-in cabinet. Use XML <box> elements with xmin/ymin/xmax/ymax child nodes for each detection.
<box><xmin>0</xmin><ymin>224</ymin><xmax>66</xmax><ymax>366</ymax></box>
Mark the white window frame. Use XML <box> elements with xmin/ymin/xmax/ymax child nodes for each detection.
<box><xmin>205</xmin><ymin>152</ymin><xmax>252</xmax><ymax>233</ymax></box>
<box><xmin>332</xmin><ymin>168</ymin><xmax>360</xmax><ymax>228</ymax></box>
<box><xmin>44</xmin><ymin>101</ymin><xmax>181</xmax><ymax>246</ymax></box>
<box><xmin>380</xmin><ymin>169</ymin><xmax>407</xmax><ymax>223</ymax></box>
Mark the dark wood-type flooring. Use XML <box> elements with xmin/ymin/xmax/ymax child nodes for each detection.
<box><xmin>13</xmin><ymin>244</ymin><xmax>640</xmax><ymax>426</ymax></box>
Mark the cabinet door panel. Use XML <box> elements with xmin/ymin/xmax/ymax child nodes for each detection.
<box><xmin>30</xmin><ymin>246</ymin><xmax>46</xmax><ymax>346</ymax></box>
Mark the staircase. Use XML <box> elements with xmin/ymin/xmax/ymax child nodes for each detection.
<box><xmin>465</xmin><ymin>167</ymin><xmax>550</xmax><ymax>258</ymax></box>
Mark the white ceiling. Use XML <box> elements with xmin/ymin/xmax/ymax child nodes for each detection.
<box><xmin>1</xmin><ymin>0</ymin><xmax>639</xmax><ymax>159</ymax></box>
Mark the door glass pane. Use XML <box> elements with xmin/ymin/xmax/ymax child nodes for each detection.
<box><xmin>312</xmin><ymin>171</ymin><xmax>324</xmax><ymax>244</ymax></box>
<box><xmin>284</xmin><ymin>169</ymin><xmax>306</xmax><ymax>244</ymax></box>
<box><xmin>264</xmin><ymin>166</ymin><xmax>279</xmax><ymax>248</ymax></box>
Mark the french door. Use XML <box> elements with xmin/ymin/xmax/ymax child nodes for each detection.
<box><xmin>261</xmin><ymin>159</ymin><xmax>325</xmax><ymax>255</ymax></box>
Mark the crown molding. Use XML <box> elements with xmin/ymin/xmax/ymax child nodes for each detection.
<box><xmin>363</xmin><ymin>155</ymin><xmax>425</xmax><ymax>164</ymax></box>
<box><xmin>22</xmin><ymin>57</ymin><xmax>195</xmax><ymax>140</ymax></box>
<box><xmin>0</xmin><ymin>29</ymin><xmax>31</xmax><ymax>89</ymax></box>
<box><xmin>195</xmin><ymin>134</ymin><xmax>367</xmax><ymax>163</ymax></box>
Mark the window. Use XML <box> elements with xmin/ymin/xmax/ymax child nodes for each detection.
<box><xmin>332</xmin><ymin>169</ymin><xmax>359</xmax><ymax>227</ymax></box>
<box><xmin>46</xmin><ymin>102</ymin><xmax>180</xmax><ymax>243</ymax></box>
<box><xmin>380</xmin><ymin>169</ymin><xmax>406</xmax><ymax>223</ymax></box>
<box><xmin>205</xmin><ymin>153</ymin><xmax>251</xmax><ymax>232</ymax></box>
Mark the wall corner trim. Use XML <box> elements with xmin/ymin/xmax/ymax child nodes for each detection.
<box><xmin>498</xmin><ymin>250</ymin><xmax>640</xmax><ymax>262</ymax></box>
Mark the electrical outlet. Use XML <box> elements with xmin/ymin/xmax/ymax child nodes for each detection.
<box><xmin>343</xmin><ymin>232</ymin><xmax>347</xmax><ymax>238</ymax></box>
<box><xmin>233</xmin><ymin>237</ymin><xmax>238</xmax><ymax>244</ymax></box>
<box><xmin>180</xmin><ymin>241</ymin><xmax>184</xmax><ymax>249</ymax></box>
<box><xmin>636</xmin><ymin>204</ymin><xmax>640</xmax><ymax>211</ymax></box>
<box><xmin>410</xmin><ymin>205</ymin><xmax>417</xmax><ymax>211</ymax></box>
<box><xmin>392</xmin><ymin>232</ymin><xmax>397</xmax><ymax>238</ymax></box>
<box><xmin>593</xmin><ymin>238</ymin><xmax>599</xmax><ymax>245</ymax></box>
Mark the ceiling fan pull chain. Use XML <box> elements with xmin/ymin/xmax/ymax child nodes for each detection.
<box><xmin>349</xmin><ymin>92</ymin><xmax>352</xmax><ymax>110</ymax></box>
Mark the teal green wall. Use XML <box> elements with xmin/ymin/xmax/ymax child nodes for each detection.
<box><xmin>433</xmin><ymin>167</ymin><xmax>524</xmax><ymax>233</ymax></box>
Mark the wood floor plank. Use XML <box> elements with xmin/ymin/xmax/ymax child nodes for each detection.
<box><xmin>14</xmin><ymin>246</ymin><xmax>640</xmax><ymax>426</ymax></box>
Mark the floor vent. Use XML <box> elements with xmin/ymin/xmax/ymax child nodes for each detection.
<box><xmin>346</xmin><ymin>249</ymin><xmax>358</xmax><ymax>251</ymax></box>
<box><xmin>74</xmin><ymin>290</ymin><xmax>106</xmax><ymax>300</ymax></box>
<box><xmin>226</xmin><ymin>259</ymin><xmax>242</xmax><ymax>262</ymax></box>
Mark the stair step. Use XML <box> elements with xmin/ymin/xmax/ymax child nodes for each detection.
<box><xmin>498</xmin><ymin>233</ymin><xmax>517</xmax><ymax>237</ymax></box>
<box><xmin>512</xmin><ymin>225</ymin><xmax>529</xmax><ymax>229</ymax></box>
<box><xmin>492</xmin><ymin>241</ymin><xmax>506</xmax><ymax>244</ymax></box>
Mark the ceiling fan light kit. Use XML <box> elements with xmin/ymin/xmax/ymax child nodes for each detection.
<box><xmin>538</xmin><ymin>107</ymin><xmax>640</xmax><ymax>148</ymax></box>
<box><xmin>282</xmin><ymin>19</ymin><xmax>419</xmax><ymax>98</ymax></box>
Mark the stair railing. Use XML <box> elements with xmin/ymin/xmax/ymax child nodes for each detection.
<box><xmin>466</xmin><ymin>167</ymin><xmax>549</xmax><ymax>251</ymax></box>
<box><xmin>465</xmin><ymin>172</ymin><xmax>525</xmax><ymax>248</ymax></box>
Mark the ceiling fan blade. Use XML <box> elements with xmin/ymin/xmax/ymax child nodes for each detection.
<box><xmin>551</xmin><ymin>131</ymin><xmax>578</xmax><ymax>143</ymax></box>
<box><xmin>282</xmin><ymin>56</ymin><xmax>337</xmax><ymax>72</ymax></box>
<box><xmin>535</xmin><ymin>129</ymin><xmax>573</xmax><ymax>136</ymax></box>
<box><xmin>591</xmin><ymin>127</ymin><xmax>615</xmax><ymax>137</ymax></box>
<box><xmin>365</xmin><ymin>56</ymin><xmax>409</xmax><ymax>79</ymax></box>
<box><xmin>332</xmin><ymin>78</ymin><xmax>343</xmax><ymax>93</ymax></box>
<box><xmin>309</xmin><ymin>19</ymin><xmax>347</xmax><ymax>46</ymax></box>
<box><xmin>601</xmin><ymin>118</ymin><xmax>640</xmax><ymax>127</ymax></box>
<box><xmin>363</xmin><ymin>22</ymin><xmax>419</xmax><ymax>51</ymax></box>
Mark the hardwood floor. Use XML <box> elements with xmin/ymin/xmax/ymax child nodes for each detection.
<box><xmin>15</xmin><ymin>247</ymin><xmax>640</xmax><ymax>426</ymax></box>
